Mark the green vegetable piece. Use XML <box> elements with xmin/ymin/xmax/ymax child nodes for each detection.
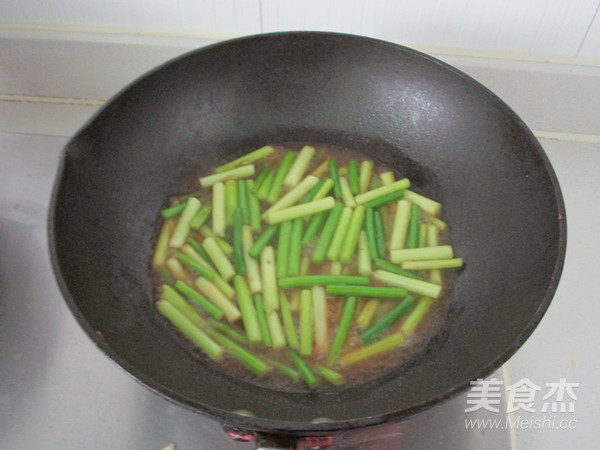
<box><xmin>401</xmin><ymin>297</ymin><xmax>434</xmax><ymax>334</ymax></box>
<box><xmin>260</xmin><ymin>246</ymin><xmax>279</xmax><ymax>311</ymax></box>
<box><xmin>373</xmin><ymin>209</ymin><xmax>386</xmax><ymax>258</ymax></box>
<box><xmin>339</xmin><ymin>177</ymin><xmax>356</xmax><ymax>207</ymax></box>
<box><xmin>233</xmin><ymin>275</ymin><xmax>262</xmax><ymax>343</ymax></box>
<box><xmin>212</xmin><ymin>274</ymin><xmax>236</xmax><ymax>299</ymax></box>
<box><xmin>237</xmin><ymin>179</ymin><xmax>250</xmax><ymax>225</ymax></box>
<box><xmin>312</xmin><ymin>286</ymin><xmax>328</xmax><ymax>354</ymax></box>
<box><xmin>266</xmin><ymin>358</ymin><xmax>300</xmax><ymax>382</ymax></box>
<box><xmin>403</xmin><ymin>189</ymin><xmax>442</xmax><ymax>216</ymax></box>
<box><xmin>232</xmin><ymin>208</ymin><xmax>246</xmax><ymax>275</ymax></box>
<box><xmin>373</xmin><ymin>269</ymin><xmax>442</xmax><ymax>299</ymax></box>
<box><xmin>202</xmin><ymin>237</ymin><xmax>236</xmax><ymax>281</ymax></box>
<box><xmin>277</xmin><ymin>221</ymin><xmax>292</xmax><ymax>278</ymax></box>
<box><xmin>430</xmin><ymin>216</ymin><xmax>447</xmax><ymax>230</ymax></box>
<box><xmin>316</xmin><ymin>365</ymin><xmax>344</xmax><ymax>386</ymax></box>
<box><xmin>361</xmin><ymin>296</ymin><xmax>417</xmax><ymax>344</ymax></box>
<box><xmin>158</xmin><ymin>266</ymin><xmax>176</xmax><ymax>285</ymax></box>
<box><xmin>264</xmin><ymin>175</ymin><xmax>320</xmax><ymax>217</ymax></box>
<box><xmin>427</xmin><ymin>224</ymin><xmax>439</xmax><ymax>247</ymax></box>
<box><xmin>354</xmin><ymin>178</ymin><xmax>410</xmax><ymax>205</ymax></box>
<box><xmin>418</xmin><ymin>223</ymin><xmax>428</xmax><ymax>248</ymax></box>
<box><xmin>267</xmin><ymin>151</ymin><xmax>296</xmax><ymax>203</ymax></box>
<box><xmin>390</xmin><ymin>245</ymin><xmax>454</xmax><ymax>264</ymax></box>
<box><xmin>161</xmin><ymin>284</ymin><xmax>205</xmax><ymax>328</ymax></box>
<box><xmin>302</xmin><ymin>210</ymin><xmax>327</xmax><ymax>245</ymax></box>
<box><xmin>325</xmin><ymin>285</ymin><xmax>408</xmax><ymax>298</ymax></box>
<box><xmin>253</xmin><ymin>167</ymin><xmax>270</xmax><ymax>192</ymax></box>
<box><xmin>328</xmin><ymin>159</ymin><xmax>342</xmax><ymax>198</ymax></box>
<box><xmin>241</xmin><ymin>225</ymin><xmax>262</xmax><ymax>293</ymax></box>
<box><xmin>161</xmin><ymin>202</ymin><xmax>186</xmax><ymax>219</ymax></box>
<box><xmin>208</xmin><ymin>317</ymin><xmax>249</xmax><ymax>345</ymax></box>
<box><xmin>390</xmin><ymin>199</ymin><xmax>411</xmax><ymax>250</ymax></box>
<box><xmin>212</xmin><ymin>181</ymin><xmax>226</xmax><ymax>237</ymax></box>
<box><xmin>249</xmin><ymin>224</ymin><xmax>280</xmax><ymax>259</ymax></box>
<box><xmin>339</xmin><ymin>205</ymin><xmax>366</xmax><ymax>262</ymax></box>
<box><xmin>195</xmin><ymin>277</ymin><xmax>242</xmax><ymax>322</ymax></box>
<box><xmin>311</xmin><ymin>202</ymin><xmax>344</xmax><ymax>262</ymax></box>
<box><xmin>288</xmin><ymin>350</ymin><xmax>318</xmax><ymax>388</ymax></box>
<box><xmin>183</xmin><ymin>244</ymin><xmax>236</xmax><ymax>299</ymax></box>
<box><xmin>356</xmin><ymin>299</ymin><xmax>379</xmax><ymax>330</ymax></box>
<box><xmin>326</xmin><ymin>206</ymin><xmax>353</xmax><ymax>261</ymax></box>
<box><xmin>280</xmin><ymin>291</ymin><xmax>299</xmax><ymax>349</ymax></box>
<box><xmin>312</xmin><ymin>178</ymin><xmax>334</xmax><ymax>201</ymax></box>
<box><xmin>169</xmin><ymin>197</ymin><xmax>202</xmax><ymax>248</ymax></box>
<box><xmin>200</xmin><ymin>225</ymin><xmax>233</xmax><ymax>255</ymax></box>
<box><xmin>256</xmin><ymin>169</ymin><xmax>275</xmax><ymax>200</ymax></box>
<box><xmin>185</xmin><ymin>236</ymin><xmax>210</xmax><ymax>260</ymax></box>
<box><xmin>299</xmin><ymin>289</ymin><xmax>312</xmax><ymax>356</ymax></box>
<box><xmin>357</xmin><ymin>230</ymin><xmax>372</xmax><ymax>276</ymax></box>
<box><xmin>156</xmin><ymin>300</ymin><xmax>223</xmax><ymax>360</ymax></box>
<box><xmin>246</xmin><ymin>180</ymin><xmax>262</xmax><ymax>232</ymax></box>
<box><xmin>225</xmin><ymin>180</ymin><xmax>238</xmax><ymax>227</ymax></box>
<box><xmin>189</xmin><ymin>204</ymin><xmax>212</xmax><ymax>230</ymax></box>
<box><xmin>407</xmin><ymin>203</ymin><xmax>420</xmax><ymax>249</ymax></box>
<box><xmin>359</xmin><ymin>160</ymin><xmax>373</xmax><ymax>194</ymax></box>
<box><xmin>379</xmin><ymin>171</ymin><xmax>395</xmax><ymax>186</ymax></box>
<box><xmin>153</xmin><ymin>218</ymin><xmax>174</xmax><ymax>267</ymax></box>
<box><xmin>364</xmin><ymin>207</ymin><xmax>378</xmax><ymax>260</ymax></box>
<box><xmin>374</xmin><ymin>258</ymin><xmax>423</xmax><ymax>280</ymax></box>
<box><xmin>300</xmin><ymin>179</ymin><xmax>324</xmax><ymax>203</ymax></box>
<box><xmin>254</xmin><ymin>294</ymin><xmax>272</xmax><ymax>347</ymax></box>
<box><xmin>287</xmin><ymin>218</ymin><xmax>304</xmax><ymax>276</ymax></box>
<box><xmin>327</xmin><ymin>296</ymin><xmax>357</xmax><ymax>366</ymax></box>
<box><xmin>363</xmin><ymin>189</ymin><xmax>405</xmax><ymax>208</ymax></box>
<box><xmin>214</xmin><ymin>145</ymin><xmax>274</xmax><ymax>173</ymax></box>
<box><xmin>278</xmin><ymin>275</ymin><xmax>370</xmax><ymax>288</ymax></box>
<box><xmin>264</xmin><ymin>197</ymin><xmax>335</xmax><ymax>224</ymax></box>
<box><xmin>174</xmin><ymin>280</ymin><xmax>224</xmax><ymax>320</ymax></box>
<box><xmin>199</xmin><ymin>164</ymin><xmax>256</xmax><ymax>187</ymax></box>
<box><xmin>267</xmin><ymin>310</ymin><xmax>286</xmax><ymax>349</ymax></box>
<box><xmin>341</xmin><ymin>333</ymin><xmax>405</xmax><ymax>366</ymax></box>
<box><xmin>176</xmin><ymin>252</ymin><xmax>215</xmax><ymax>280</ymax></box>
<box><xmin>284</xmin><ymin>145</ymin><xmax>316</xmax><ymax>188</ymax></box>
<box><xmin>208</xmin><ymin>329</ymin><xmax>268</xmax><ymax>375</ymax></box>
<box><xmin>348</xmin><ymin>160</ymin><xmax>359</xmax><ymax>195</ymax></box>
<box><xmin>402</xmin><ymin>258</ymin><xmax>463</xmax><ymax>270</ymax></box>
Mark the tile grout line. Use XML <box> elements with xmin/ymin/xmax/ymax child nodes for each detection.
<box><xmin>532</xmin><ymin>130</ymin><xmax>600</xmax><ymax>144</ymax></box>
<box><xmin>0</xmin><ymin>22</ymin><xmax>241</xmax><ymax>42</ymax></box>
<box><xmin>0</xmin><ymin>93</ymin><xmax>105</xmax><ymax>106</ymax></box>
<box><xmin>576</xmin><ymin>2</ymin><xmax>600</xmax><ymax>56</ymax></box>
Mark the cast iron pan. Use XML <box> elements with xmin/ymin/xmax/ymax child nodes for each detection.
<box><xmin>49</xmin><ymin>32</ymin><xmax>566</xmax><ymax>438</ymax></box>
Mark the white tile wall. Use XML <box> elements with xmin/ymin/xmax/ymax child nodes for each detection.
<box><xmin>0</xmin><ymin>0</ymin><xmax>261</xmax><ymax>34</ymax></box>
<box><xmin>261</xmin><ymin>0</ymin><xmax>600</xmax><ymax>56</ymax></box>
<box><xmin>2</xmin><ymin>0</ymin><xmax>600</xmax><ymax>57</ymax></box>
<box><xmin>2</xmin><ymin>0</ymin><xmax>600</xmax><ymax>56</ymax></box>
<box><xmin>579</xmin><ymin>6</ymin><xmax>600</xmax><ymax>56</ymax></box>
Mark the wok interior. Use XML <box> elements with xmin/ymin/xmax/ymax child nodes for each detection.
<box><xmin>51</xmin><ymin>33</ymin><xmax>564</xmax><ymax>433</ymax></box>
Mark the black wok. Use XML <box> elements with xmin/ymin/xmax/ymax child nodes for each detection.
<box><xmin>49</xmin><ymin>32</ymin><xmax>566</xmax><ymax>441</ymax></box>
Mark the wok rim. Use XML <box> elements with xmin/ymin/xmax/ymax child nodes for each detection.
<box><xmin>47</xmin><ymin>31</ymin><xmax>567</xmax><ymax>435</ymax></box>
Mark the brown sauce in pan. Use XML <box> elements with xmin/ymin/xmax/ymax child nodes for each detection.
<box><xmin>150</xmin><ymin>143</ymin><xmax>453</xmax><ymax>391</ymax></box>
